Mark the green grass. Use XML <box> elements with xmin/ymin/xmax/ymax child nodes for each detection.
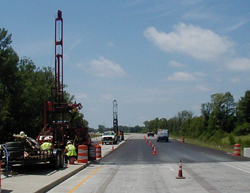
<box><xmin>90</xmin><ymin>134</ymin><xmax>102</xmax><ymax>138</ymax></box>
<box><xmin>170</xmin><ymin>135</ymin><xmax>234</xmax><ymax>154</ymax></box>
<box><xmin>170</xmin><ymin>134</ymin><xmax>250</xmax><ymax>155</ymax></box>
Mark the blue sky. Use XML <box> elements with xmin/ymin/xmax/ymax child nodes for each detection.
<box><xmin>1</xmin><ymin>1</ymin><xmax>250</xmax><ymax>129</ymax></box>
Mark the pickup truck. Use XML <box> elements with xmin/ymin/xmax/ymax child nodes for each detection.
<box><xmin>157</xmin><ymin>130</ymin><xmax>169</xmax><ymax>142</ymax></box>
<box><xmin>101</xmin><ymin>131</ymin><xmax>119</xmax><ymax>145</ymax></box>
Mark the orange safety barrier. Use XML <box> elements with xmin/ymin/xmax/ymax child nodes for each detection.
<box><xmin>234</xmin><ymin>144</ymin><xmax>241</xmax><ymax>156</ymax></box>
<box><xmin>77</xmin><ymin>145</ymin><xmax>88</xmax><ymax>163</ymax></box>
<box><xmin>96</xmin><ymin>144</ymin><xmax>101</xmax><ymax>159</ymax></box>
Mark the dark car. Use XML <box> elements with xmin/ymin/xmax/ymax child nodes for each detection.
<box><xmin>147</xmin><ymin>131</ymin><xmax>154</xmax><ymax>137</ymax></box>
<box><xmin>157</xmin><ymin>130</ymin><xmax>169</xmax><ymax>142</ymax></box>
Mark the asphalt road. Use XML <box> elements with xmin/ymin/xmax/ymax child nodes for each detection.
<box><xmin>48</xmin><ymin>134</ymin><xmax>250</xmax><ymax>193</ymax></box>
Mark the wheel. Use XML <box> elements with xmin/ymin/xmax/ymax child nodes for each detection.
<box><xmin>51</xmin><ymin>151</ymin><xmax>61</xmax><ymax>169</ymax></box>
<box><xmin>8</xmin><ymin>151</ymin><xmax>23</xmax><ymax>159</ymax></box>
<box><xmin>60</xmin><ymin>152</ymin><xmax>65</xmax><ymax>168</ymax></box>
<box><xmin>5</xmin><ymin>141</ymin><xmax>23</xmax><ymax>151</ymax></box>
<box><xmin>157</xmin><ymin>140</ymin><xmax>159</xmax><ymax>142</ymax></box>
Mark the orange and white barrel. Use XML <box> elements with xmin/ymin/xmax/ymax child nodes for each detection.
<box><xmin>96</xmin><ymin>144</ymin><xmax>101</xmax><ymax>159</ymax></box>
<box><xmin>77</xmin><ymin>145</ymin><xmax>88</xmax><ymax>163</ymax></box>
<box><xmin>234</xmin><ymin>144</ymin><xmax>241</xmax><ymax>156</ymax></box>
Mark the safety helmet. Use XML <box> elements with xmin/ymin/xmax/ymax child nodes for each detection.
<box><xmin>20</xmin><ymin>131</ymin><xmax>25</xmax><ymax>136</ymax></box>
<box><xmin>67</xmin><ymin>141</ymin><xmax>72</xmax><ymax>145</ymax></box>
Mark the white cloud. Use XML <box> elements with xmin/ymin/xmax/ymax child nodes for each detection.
<box><xmin>167</xmin><ymin>72</ymin><xmax>196</xmax><ymax>81</ymax></box>
<box><xmin>169</xmin><ymin>60</ymin><xmax>184</xmax><ymax>68</ymax></box>
<box><xmin>195</xmin><ymin>85</ymin><xmax>211</xmax><ymax>92</ymax></box>
<box><xmin>224</xmin><ymin>20</ymin><xmax>248</xmax><ymax>32</ymax></box>
<box><xmin>144</xmin><ymin>23</ymin><xmax>234</xmax><ymax>61</ymax></box>
<box><xmin>78</xmin><ymin>57</ymin><xmax>126</xmax><ymax>78</ymax></box>
<box><xmin>106</xmin><ymin>42</ymin><xmax>115</xmax><ymax>47</ymax></box>
<box><xmin>101</xmin><ymin>94</ymin><xmax>113</xmax><ymax>100</ymax></box>
<box><xmin>76</xmin><ymin>93</ymin><xmax>88</xmax><ymax>99</ymax></box>
<box><xmin>69</xmin><ymin>38</ymin><xmax>82</xmax><ymax>51</ymax></box>
<box><xmin>229</xmin><ymin>77</ymin><xmax>241</xmax><ymax>83</ymax></box>
<box><xmin>226</xmin><ymin>57</ymin><xmax>250</xmax><ymax>71</ymax></box>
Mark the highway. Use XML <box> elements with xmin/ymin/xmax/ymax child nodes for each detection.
<box><xmin>48</xmin><ymin>133</ymin><xmax>250</xmax><ymax>193</ymax></box>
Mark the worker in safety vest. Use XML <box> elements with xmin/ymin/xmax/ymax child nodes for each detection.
<box><xmin>64</xmin><ymin>141</ymin><xmax>77</xmax><ymax>164</ymax></box>
<box><xmin>40</xmin><ymin>136</ymin><xmax>53</xmax><ymax>153</ymax></box>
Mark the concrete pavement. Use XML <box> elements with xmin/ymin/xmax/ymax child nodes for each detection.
<box><xmin>1</xmin><ymin>134</ymin><xmax>132</xmax><ymax>193</ymax></box>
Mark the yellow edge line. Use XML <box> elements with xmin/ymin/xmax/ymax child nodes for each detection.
<box><xmin>68</xmin><ymin>165</ymin><xmax>103</xmax><ymax>193</ymax></box>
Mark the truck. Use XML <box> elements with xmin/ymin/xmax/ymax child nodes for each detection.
<box><xmin>0</xmin><ymin>10</ymin><xmax>92</xmax><ymax>174</ymax></box>
<box><xmin>101</xmin><ymin>131</ymin><xmax>119</xmax><ymax>145</ymax></box>
<box><xmin>1</xmin><ymin>134</ymin><xmax>64</xmax><ymax>171</ymax></box>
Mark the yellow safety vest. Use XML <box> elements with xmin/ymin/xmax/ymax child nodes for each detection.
<box><xmin>41</xmin><ymin>142</ymin><xmax>52</xmax><ymax>153</ymax></box>
<box><xmin>66</xmin><ymin>144</ymin><xmax>77</xmax><ymax>157</ymax></box>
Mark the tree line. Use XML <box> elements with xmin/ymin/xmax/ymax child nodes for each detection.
<box><xmin>144</xmin><ymin>91</ymin><xmax>250</xmax><ymax>144</ymax></box>
<box><xmin>0</xmin><ymin>28</ymin><xmax>87</xmax><ymax>143</ymax></box>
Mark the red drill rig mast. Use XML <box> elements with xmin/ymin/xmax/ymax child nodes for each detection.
<box><xmin>55</xmin><ymin>10</ymin><xmax>64</xmax><ymax>105</ymax></box>
<box><xmin>38</xmin><ymin>10</ymin><xmax>91</xmax><ymax>149</ymax></box>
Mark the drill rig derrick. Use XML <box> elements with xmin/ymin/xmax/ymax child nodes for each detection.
<box><xmin>37</xmin><ymin>10</ymin><xmax>90</xmax><ymax>149</ymax></box>
<box><xmin>113</xmin><ymin>100</ymin><xmax>118</xmax><ymax>135</ymax></box>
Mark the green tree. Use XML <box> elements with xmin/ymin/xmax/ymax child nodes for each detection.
<box><xmin>236</xmin><ymin>90</ymin><xmax>250</xmax><ymax>125</ymax></box>
<box><xmin>0</xmin><ymin>28</ymin><xmax>20</xmax><ymax>142</ymax></box>
<box><xmin>208</xmin><ymin>92</ymin><xmax>236</xmax><ymax>133</ymax></box>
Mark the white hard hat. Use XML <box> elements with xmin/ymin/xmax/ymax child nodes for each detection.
<box><xmin>67</xmin><ymin>141</ymin><xmax>72</xmax><ymax>144</ymax></box>
<box><xmin>20</xmin><ymin>131</ymin><xmax>25</xmax><ymax>136</ymax></box>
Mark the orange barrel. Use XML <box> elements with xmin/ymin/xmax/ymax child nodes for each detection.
<box><xmin>181</xmin><ymin>136</ymin><xmax>185</xmax><ymax>143</ymax></box>
<box><xmin>234</xmin><ymin>144</ymin><xmax>241</xmax><ymax>156</ymax></box>
<box><xmin>89</xmin><ymin>145</ymin><xmax>96</xmax><ymax>161</ymax></box>
<box><xmin>77</xmin><ymin>145</ymin><xmax>88</xmax><ymax>163</ymax></box>
<box><xmin>96</xmin><ymin>144</ymin><xmax>101</xmax><ymax>159</ymax></box>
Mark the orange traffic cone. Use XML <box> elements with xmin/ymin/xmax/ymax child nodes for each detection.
<box><xmin>149</xmin><ymin>141</ymin><xmax>151</xmax><ymax>146</ymax></box>
<box><xmin>112</xmin><ymin>144</ymin><xmax>114</xmax><ymax>150</ymax></box>
<box><xmin>153</xmin><ymin>146</ymin><xmax>157</xmax><ymax>155</ymax></box>
<box><xmin>176</xmin><ymin>161</ymin><xmax>185</xmax><ymax>179</ymax></box>
<box><xmin>152</xmin><ymin>144</ymin><xmax>154</xmax><ymax>149</ymax></box>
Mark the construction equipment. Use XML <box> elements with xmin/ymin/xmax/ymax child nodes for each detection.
<box><xmin>113</xmin><ymin>100</ymin><xmax>124</xmax><ymax>141</ymax></box>
<box><xmin>0</xmin><ymin>10</ymin><xmax>91</xmax><ymax>174</ymax></box>
<box><xmin>36</xmin><ymin>10</ymin><xmax>91</xmax><ymax>149</ymax></box>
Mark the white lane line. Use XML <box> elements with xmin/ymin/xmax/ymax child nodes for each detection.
<box><xmin>221</xmin><ymin>162</ymin><xmax>250</xmax><ymax>174</ymax></box>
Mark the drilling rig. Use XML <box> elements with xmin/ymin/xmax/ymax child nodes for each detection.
<box><xmin>37</xmin><ymin>10</ymin><xmax>91</xmax><ymax>148</ymax></box>
<box><xmin>113</xmin><ymin>100</ymin><xmax>124</xmax><ymax>141</ymax></box>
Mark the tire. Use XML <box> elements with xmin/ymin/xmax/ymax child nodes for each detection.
<box><xmin>60</xmin><ymin>152</ymin><xmax>65</xmax><ymax>168</ymax></box>
<box><xmin>8</xmin><ymin>150</ymin><xmax>23</xmax><ymax>159</ymax></box>
<box><xmin>5</xmin><ymin>142</ymin><xmax>23</xmax><ymax>151</ymax></box>
<box><xmin>51</xmin><ymin>151</ymin><xmax>61</xmax><ymax>169</ymax></box>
